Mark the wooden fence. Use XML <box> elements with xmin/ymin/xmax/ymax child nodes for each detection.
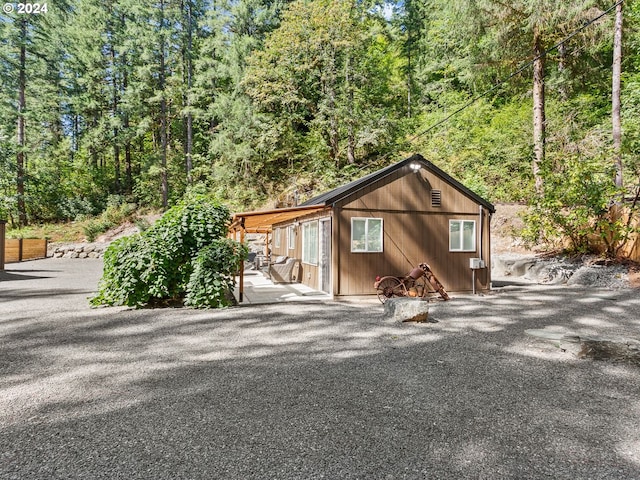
<box><xmin>621</xmin><ymin>232</ymin><xmax>640</xmax><ymax>262</ymax></box>
<box><xmin>4</xmin><ymin>238</ymin><xmax>48</xmax><ymax>263</ymax></box>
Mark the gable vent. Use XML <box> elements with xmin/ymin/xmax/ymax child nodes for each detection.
<box><xmin>431</xmin><ymin>190</ymin><xmax>442</xmax><ymax>207</ymax></box>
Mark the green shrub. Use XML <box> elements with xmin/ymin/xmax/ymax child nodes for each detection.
<box><xmin>521</xmin><ymin>156</ymin><xmax>632</xmax><ymax>256</ymax></box>
<box><xmin>185</xmin><ymin>239</ymin><xmax>248</xmax><ymax>308</ymax></box>
<box><xmin>134</xmin><ymin>217</ymin><xmax>151</xmax><ymax>232</ymax></box>
<box><xmin>81</xmin><ymin>197</ymin><xmax>137</xmax><ymax>242</ymax></box>
<box><xmin>83</xmin><ymin>219</ymin><xmax>115</xmax><ymax>242</ymax></box>
<box><xmin>91</xmin><ymin>235</ymin><xmax>154</xmax><ymax>307</ymax></box>
<box><xmin>91</xmin><ymin>196</ymin><xmax>241</xmax><ymax>308</ymax></box>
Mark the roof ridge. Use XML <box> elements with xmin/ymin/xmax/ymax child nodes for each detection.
<box><xmin>301</xmin><ymin>154</ymin><xmax>495</xmax><ymax>212</ymax></box>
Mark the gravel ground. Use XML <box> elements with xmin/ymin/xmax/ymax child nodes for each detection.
<box><xmin>1</xmin><ymin>259</ymin><xmax>640</xmax><ymax>479</ymax></box>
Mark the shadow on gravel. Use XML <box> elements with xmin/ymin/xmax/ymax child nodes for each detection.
<box><xmin>0</xmin><ymin>284</ymin><xmax>639</xmax><ymax>479</ymax></box>
<box><xmin>0</xmin><ymin>270</ymin><xmax>52</xmax><ymax>282</ymax></box>
<box><xmin>0</xmin><ymin>288</ymin><xmax>95</xmax><ymax>300</ymax></box>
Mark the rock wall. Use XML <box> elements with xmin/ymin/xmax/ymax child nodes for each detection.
<box><xmin>492</xmin><ymin>253</ymin><xmax>630</xmax><ymax>288</ymax></box>
<box><xmin>50</xmin><ymin>243</ymin><xmax>109</xmax><ymax>259</ymax></box>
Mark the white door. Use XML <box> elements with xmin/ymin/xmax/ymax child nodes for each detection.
<box><xmin>318</xmin><ymin>219</ymin><xmax>331</xmax><ymax>293</ymax></box>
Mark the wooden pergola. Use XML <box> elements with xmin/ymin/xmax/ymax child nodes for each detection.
<box><xmin>229</xmin><ymin>205</ymin><xmax>328</xmax><ymax>302</ymax></box>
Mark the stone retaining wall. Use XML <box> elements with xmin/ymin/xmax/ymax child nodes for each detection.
<box><xmin>50</xmin><ymin>243</ymin><xmax>109</xmax><ymax>259</ymax></box>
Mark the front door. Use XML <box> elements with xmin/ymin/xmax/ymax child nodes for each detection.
<box><xmin>319</xmin><ymin>219</ymin><xmax>331</xmax><ymax>293</ymax></box>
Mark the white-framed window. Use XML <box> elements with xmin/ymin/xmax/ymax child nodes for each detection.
<box><xmin>287</xmin><ymin>225</ymin><xmax>296</xmax><ymax>250</ymax></box>
<box><xmin>351</xmin><ymin>217</ymin><xmax>383</xmax><ymax>253</ymax></box>
<box><xmin>274</xmin><ymin>228</ymin><xmax>281</xmax><ymax>248</ymax></box>
<box><xmin>449</xmin><ymin>220</ymin><xmax>476</xmax><ymax>252</ymax></box>
<box><xmin>302</xmin><ymin>221</ymin><xmax>318</xmax><ymax>265</ymax></box>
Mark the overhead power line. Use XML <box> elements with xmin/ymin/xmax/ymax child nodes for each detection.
<box><xmin>407</xmin><ymin>0</ymin><xmax>624</xmax><ymax>144</ymax></box>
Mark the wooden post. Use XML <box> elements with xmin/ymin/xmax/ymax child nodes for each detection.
<box><xmin>239</xmin><ymin>228</ymin><xmax>245</xmax><ymax>303</ymax></box>
<box><xmin>0</xmin><ymin>220</ymin><xmax>5</xmax><ymax>271</ymax></box>
<box><xmin>18</xmin><ymin>238</ymin><xmax>23</xmax><ymax>262</ymax></box>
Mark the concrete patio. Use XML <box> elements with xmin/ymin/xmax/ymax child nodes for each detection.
<box><xmin>235</xmin><ymin>270</ymin><xmax>332</xmax><ymax>304</ymax></box>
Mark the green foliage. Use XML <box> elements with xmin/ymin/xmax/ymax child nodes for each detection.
<box><xmin>244</xmin><ymin>0</ymin><xmax>406</xmax><ymax>171</ymax></box>
<box><xmin>91</xmin><ymin>196</ymin><xmax>239</xmax><ymax>308</ymax></box>
<box><xmin>83</xmin><ymin>219</ymin><xmax>115</xmax><ymax>243</ymax></box>
<box><xmin>416</xmin><ymin>96</ymin><xmax>534</xmax><ymax>202</ymax></box>
<box><xmin>520</xmin><ymin>156</ymin><xmax>627</xmax><ymax>256</ymax></box>
<box><xmin>82</xmin><ymin>197</ymin><xmax>138</xmax><ymax>242</ymax></box>
<box><xmin>1</xmin><ymin>0</ymin><xmax>639</xmax><ymax>262</ymax></box>
<box><xmin>185</xmin><ymin>239</ymin><xmax>248</xmax><ymax>308</ymax></box>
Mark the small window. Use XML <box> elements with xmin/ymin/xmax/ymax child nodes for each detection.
<box><xmin>274</xmin><ymin>228</ymin><xmax>281</xmax><ymax>248</ymax></box>
<box><xmin>287</xmin><ymin>225</ymin><xmax>295</xmax><ymax>250</ymax></box>
<box><xmin>449</xmin><ymin>220</ymin><xmax>476</xmax><ymax>252</ymax></box>
<box><xmin>351</xmin><ymin>218</ymin><xmax>383</xmax><ymax>253</ymax></box>
<box><xmin>302</xmin><ymin>221</ymin><xmax>318</xmax><ymax>265</ymax></box>
<box><xmin>431</xmin><ymin>190</ymin><xmax>441</xmax><ymax>207</ymax></box>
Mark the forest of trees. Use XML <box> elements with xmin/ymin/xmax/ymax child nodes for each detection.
<box><xmin>1</xmin><ymin>0</ymin><xmax>639</xmax><ymax>251</ymax></box>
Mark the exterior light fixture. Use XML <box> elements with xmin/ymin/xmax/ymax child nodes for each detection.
<box><xmin>410</xmin><ymin>163</ymin><xmax>421</xmax><ymax>172</ymax></box>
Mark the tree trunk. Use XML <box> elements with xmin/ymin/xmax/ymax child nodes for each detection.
<box><xmin>184</xmin><ymin>0</ymin><xmax>194</xmax><ymax>184</ymax></box>
<box><xmin>406</xmin><ymin>9</ymin><xmax>412</xmax><ymax>119</ymax></box>
<box><xmin>111</xmin><ymin>44</ymin><xmax>121</xmax><ymax>194</ymax></box>
<box><xmin>160</xmin><ymin>0</ymin><xmax>169</xmax><ymax>209</ymax></box>
<box><xmin>17</xmin><ymin>18</ymin><xmax>27</xmax><ymax>227</ymax></box>
<box><xmin>612</xmin><ymin>0</ymin><xmax>623</xmax><ymax>189</ymax></box>
<box><xmin>532</xmin><ymin>27</ymin><xmax>545</xmax><ymax>196</ymax></box>
<box><xmin>160</xmin><ymin>92</ymin><xmax>169</xmax><ymax>209</ymax></box>
<box><xmin>123</xmin><ymin>65</ymin><xmax>132</xmax><ymax>195</ymax></box>
<box><xmin>346</xmin><ymin>55</ymin><xmax>355</xmax><ymax>164</ymax></box>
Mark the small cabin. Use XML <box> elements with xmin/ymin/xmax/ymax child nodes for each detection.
<box><xmin>231</xmin><ymin>154</ymin><xmax>495</xmax><ymax>297</ymax></box>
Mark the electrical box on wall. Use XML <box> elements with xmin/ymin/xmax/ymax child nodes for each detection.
<box><xmin>469</xmin><ymin>258</ymin><xmax>485</xmax><ymax>269</ymax></box>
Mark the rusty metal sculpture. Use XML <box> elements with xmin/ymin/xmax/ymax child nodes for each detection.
<box><xmin>374</xmin><ymin>263</ymin><xmax>450</xmax><ymax>303</ymax></box>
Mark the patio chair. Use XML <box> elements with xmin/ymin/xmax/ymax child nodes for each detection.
<box><xmin>269</xmin><ymin>257</ymin><xmax>299</xmax><ymax>283</ymax></box>
<box><xmin>244</xmin><ymin>252</ymin><xmax>257</xmax><ymax>270</ymax></box>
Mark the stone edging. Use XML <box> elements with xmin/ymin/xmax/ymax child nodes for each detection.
<box><xmin>50</xmin><ymin>243</ymin><xmax>109</xmax><ymax>259</ymax></box>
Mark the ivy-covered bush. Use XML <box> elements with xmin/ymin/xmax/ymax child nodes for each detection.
<box><xmin>185</xmin><ymin>239</ymin><xmax>248</xmax><ymax>308</ymax></box>
<box><xmin>91</xmin><ymin>196</ymin><xmax>244</xmax><ymax>308</ymax></box>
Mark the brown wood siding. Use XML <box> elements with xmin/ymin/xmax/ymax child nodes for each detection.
<box><xmin>272</xmin><ymin>164</ymin><xmax>492</xmax><ymax>295</ymax></box>
<box><xmin>334</xmin><ymin>166</ymin><xmax>491</xmax><ymax>295</ymax></box>
<box><xmin>339</xmin><ymin>168</ymin><xmax>481</xmax><ymax>215</ymax></box>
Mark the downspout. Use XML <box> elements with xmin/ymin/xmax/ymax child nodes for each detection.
<box><xmin>476</xmin><ymin>205</ymin><xmax>484</xmax><ymax>294</ymax></box>
<box><xmin>478</xmin><ymin>205</ymin><xmax>483</xmax><ymax>263</ymax></box>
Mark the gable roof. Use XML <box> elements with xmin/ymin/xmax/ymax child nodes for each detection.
<box><xmin>300</xmin><ymin>153</ymin><xmax>495</xmax><ymax>213</ymax></box>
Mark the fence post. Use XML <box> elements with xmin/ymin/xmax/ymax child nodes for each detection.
<box><xmin>18</xmin><ymin>238</ymin><xmax>23</xmax><ymax>262</ymax></box>
<box><xmin>0</xmin><ymin>220</ymin><xmax>5</xmax><ymax>271</ymax></box>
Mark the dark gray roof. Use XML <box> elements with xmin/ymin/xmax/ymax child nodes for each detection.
<box><xmin>300</xmin><ymin>153</ymin><xmax>495</xmax><ymax>213</ymax></box>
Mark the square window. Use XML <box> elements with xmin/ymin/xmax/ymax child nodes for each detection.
<box><xmin>351</xmin><ymin>218</ymin><xmax>383</xmax><ymax>253</ymax></box>
<box><xmin>302</xmin><ymin>221</ymin><xmax>318</xmax><ymax>264</ymax></box>
<box><xmin>274</xmin><ymin>228</ymin><xmax>281</xmax><ymax>248</ymax></box>
<box><xmin>449</xmin><ymin>220</ymin><xmax>476</xmax><ymax>252</ymax></box>
<box><xmin>287</xmin><ymin>226</ymin><xmax>295</xmax><ymax>250</ymax></box>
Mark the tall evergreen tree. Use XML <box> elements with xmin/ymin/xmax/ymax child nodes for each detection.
<box><xmin>244</xmin><ymin>0</ymin><xmax>404</xmax><ymax>174</ymax></box>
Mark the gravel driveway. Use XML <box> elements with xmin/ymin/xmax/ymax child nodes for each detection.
<box><xmin>1</xmin><ymin>259</ymin><xmax>639</xmax><ymax>479</ymax></box>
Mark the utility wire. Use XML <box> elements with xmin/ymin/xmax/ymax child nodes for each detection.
<box><xmin>407</xmin><ymin>0</ymin><xmax>623</xmax><ymax>144</ymax></box>
<box><xmin>316</xmin><ymin>0</ymin><xmax>623</xmax><ymax>195</ymax></box>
